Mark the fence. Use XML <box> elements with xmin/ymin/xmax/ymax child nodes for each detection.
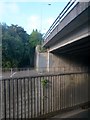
<box><xmin>2</xmin><ymin>66</ymin><xmax>88</xmax><ymax>73</ymax></box>
<box><xmin>2</xmin><ymin>68</ymin><xmax>35</xmax><ymax>72</ymax></box>
<box><xmin>0</xmin><ymin>71</ymin><xmax>89</xmax><ymax>119</ymax></box>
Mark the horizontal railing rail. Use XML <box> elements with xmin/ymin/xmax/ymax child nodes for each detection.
<box><xmin>2</xmin><ymin>67</ymin><xmax>35</xmax><ymax>72</ymax></box>
<box><xmin>43</xmin><ymin>0</ymin><xmax>78</xmax><ymax>41</ymax></box>
<box><xmin>1</xmin><ymin>66</ymin><xmax>89</xmax><ymax>79</ymax></box>
<box><xmin>0</xmin><ymin>71</ymin><xmax>89</xmax><ymax>119</ymax></box>
<box><xmin>2</xmin><ymin>66</ymin><xmax>88</xmax><ymax>72</ymax></box>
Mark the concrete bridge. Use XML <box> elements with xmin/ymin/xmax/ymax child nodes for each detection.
<box><xmin>1</xmin><ymin>1</ymin><xmax>90</xmax><ymax>119</ymax></box>
<box><xmin>36</xmin><ymin>0</ymin><xmax>90</xmax><ymax>73</ymax></box>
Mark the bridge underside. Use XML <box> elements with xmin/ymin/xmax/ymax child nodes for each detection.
<box><xmin>48</xmin><ymin>35</ymin><xmax>89</xmax><ymax>73</ymax></box>
<box><xmin>51</xmin><ymin>35</ymin><xmax>90</xmax><ymax>68</ymax></box>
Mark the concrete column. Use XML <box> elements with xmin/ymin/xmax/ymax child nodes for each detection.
<box><xmin>35</xmin><ymin>45</ymin><xmax>39</xmax><ymax>71</ymax></box>
<box><xmin>47</xmin><ymin>50</ymin><xmax>50</xmax><ymax>72</ymax></box>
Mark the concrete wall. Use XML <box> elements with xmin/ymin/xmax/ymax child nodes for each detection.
<box><xmin>48</xmin><ymin>52</ymin><xmax>89</xmax><ymax>73</ymax></box>
<box><xmin>35</xmin><ymin>48</ymin><xmax>89</xmax><ymax>73</ymax></box>
<box><xmin>35</xmin><ymin>46</ymin><xmax>48</xmax><ymax>72</ymax></box>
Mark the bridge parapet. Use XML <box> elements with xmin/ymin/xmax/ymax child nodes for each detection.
<box><xmin>43</xmin><ymin>1</ymin><xmax>89</xmax><ymax>48</ymax></box>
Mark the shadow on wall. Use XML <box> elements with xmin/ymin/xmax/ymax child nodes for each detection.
<box><xmin>49</xmin><ymin>52</ymin><xmax>89</xmax><ymax>72</ymax></box>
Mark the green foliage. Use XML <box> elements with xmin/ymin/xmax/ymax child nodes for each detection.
<box><xmin>38</xmin><ymin>45</ymin><xmax>47</xmax><ymax>53</ymax></box>
<box><xmin>41</xmin><ymin>79</ymin><xmax>48</xmax><ymax>87</ymax></box>
<box><xmin>29</xmin><ymin>29</ymin><xmax>42</xmax><ymax>47</ymax></box>
<box><xmin>2</xmin><ymin>23</ymin><xmax>43</xmax><ymax>68</ymax></box>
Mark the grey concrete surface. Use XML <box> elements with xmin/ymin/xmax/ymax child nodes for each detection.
<box><xmin>51</xmin><ymin>108</ymin><xmax>89</xmax><ymax>118</ymax></box>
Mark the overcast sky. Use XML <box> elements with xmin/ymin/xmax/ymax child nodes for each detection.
<box><xmin>0</xmin><ymin>0</ymin><xmax>70</xmax><ymax>34</ymax></box>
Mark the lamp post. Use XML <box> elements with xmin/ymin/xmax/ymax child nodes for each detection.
<box><xmin>40</xmin><ymin>3</ymin><xmax>51</xmax><ymax>45</ymax></box>
<box><xmin>40</xmin><ymin>3</ymin><xmax>52</xmax><ymax>32</ymax></box>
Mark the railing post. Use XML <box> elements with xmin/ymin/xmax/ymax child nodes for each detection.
<box><xmin>0</xmin><ymin>80</ymin><xmax>2</xmax><ymax>120</ymax></box>
<box><xmin>11</xmin><ymin>68</ymin><xmax>12</xmax><ymax>77</ymax></box>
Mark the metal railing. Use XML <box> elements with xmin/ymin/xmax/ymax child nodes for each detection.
<box><xmin>2</xmin><ymin>66</ymin><xmax>88</xmax><ymax>73</ymax></box>
<box><xmin>2</xmin><ymin>67</ymin><xmax>35</xmax><ymax>72</ymax></box>
<box><xmin>0</xmin><ymin>71</ymin><xmax>89</xmax><ymax>119</ymax></box>
<box><xmin>43</xmin><ymin>0</ymin><xmax>78</xmax><ymax>41</ymax></box>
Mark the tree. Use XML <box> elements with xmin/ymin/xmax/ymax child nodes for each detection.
<box><xmin>2</xmin><ymin>23</ymin><xmax>29</xmax><ymax>68</ymax></box>
<box><xmin>29</xmin><ymin>29</ymin><xmax>42</xmax><ymax>47</ymax></box>
<box><xmin>28</xmin><ymin>29</ymin><xmax>43</xmax><ymax>67</ymax></box>
<box><xmin>2</xmin><ymin>24</ymin><xmax>43</xmax><ymax>68</ymax></box>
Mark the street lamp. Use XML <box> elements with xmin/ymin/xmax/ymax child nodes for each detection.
<box><xmin>40</xmin><ymin>3</ymin><xmax>51</xmax><ymax>33</ymax></box>
<box><xmin>40</xmin><ymin>3</ymin><xmax>51</xmax><ymax>44</ymax></box>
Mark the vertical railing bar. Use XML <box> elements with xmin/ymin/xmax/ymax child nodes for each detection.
<box><xmin>69</xmin><ymin>75</ymin><xmax>70</xmax><ymax>108</ymax></box>
<box><xmin>73</xmin><ymin>74</ymin><xmax>75</xmax><ymax>106</ymax></box>
<box><xmin>51</xmin><ymin>76</ymin><xmax>52</xmax><ymax>112</ymax></box>
<box><xmin>53</xmin><ymin>76</ymin><xmax>56</xmax><ymax>111</ymax></box>
<box><xmin>74</xmin><ymin>74</ymin><xmax>75</xmax><ymax>106</ymax></box>
<box><xmin>38</xmin><ymin>77</ymin><xmax>40</xmax><ymax>116</ymax></box>
<box><xmin>35</xmin><ymin>77</ymin><xmax>38</xmax><ymax>117</ymax></box>
<box><xmin>55</xmin><ymin>75</ymin><xmax>56</xmax><ymax>111</ymax></box>
<box><xmin>21</xmin><ymin>79</ymin><xmax>22</xmax><ymax>119</ymax></box>
<box><xmin>78</xmin><ymin>74</ymin><xmax>80</xmax><ymax>104</ymax></box>
<box><xmin>46</xmin><ymin>76</ymin><xmax>48</xmax><ymax>113</ymax></box>
<box><xmin>35</xmin><ymin>77</ymin><xmax>37</xmax><ymax>117</ymax></box>
<box><xmin>49</xmin><ymin>76</ymin><xmax>51</xmax><ymax>112</ymax></box>
<box><xmin>32</xmin><ymin>77</ymin><xmax>34</xmax><ymax>117</ymax></box>
<box><xmin>69</xmin><ymin>75</ymin><xmax>71</xmax><ymax>108</ymax></box>
<box><xmin>60</xmin><ymin>75</ymin><xmax>62</xmax><ymax>110</ymax></box>
<box><xmin>72</xmin><ymin>74</ymin><xmax>74</xmax><ymax>107</ymax></box>
<box><xmin>62</xmin><ymin>75</ymin><xmax>64</xmax><ymax>109</ymax></box>
<box><xmin>9</xmin><ymin>79</ymin><xmax>10</xmax><ymax>118</ymax></box>
<box><xmin>48</xmin><ymin>76</ymin><xmax>51</xmax><ymax>112</ymax></box>
<box><xmin>75</xmin><ymin>74</ymin><xmax>76</xmax><ymax>105</ymax></box>
<box><xmin>34</xmin><ymin>77</ymin><xmax>36</xmax><ymax>117</ymax></box>
<box><xmin>81</xmin><ymin>74</ymin><xmax>83</xmax><ymax>103</ymax></box>
<box><xmin>61</xmin><ymin>75</ymin><xmax>63</xmax><ymax>109</ymax></box>
<box><xmin>63</xmin><ymin>75</ymin><xmax>65</xmax><ymax>109</ymax></box>
<box><xmin>4</xmin><ymin>80</ymin><xmax>6</xmax><ymax>119</ymax></box>
<box><xmin>24</xmin><ymin>78</ymin><xmax>26</xmax><ymax>118</ymax></box>
<box><xmin>37</xmin><ymin>77</ymin><xmax>39</xmax><ymax>117</ymax></box>
<box><xmin>63</xmin><ymin>75</ymin><xmax>66</xmax><ymax>108</ymax></box>
<box><xmin>59</xmin><ymin>75</ymin><xmax>61</xmax><ymax>110</ymax></box>
<box><xmin>53</xmin><ymin>76</ymin><xmax>55</xmax><ymax>111</ymax></box>
<box><xmin>52</xmin><ymin>76</ymin><xmax>54</xmax><ymax>111</ymax></box>
<box><xmin>36</xmin><ymin>77</ymin><xmax>38</xmax><ymax>117</ymax></box>
<box><xmin>48</xmin><ymin>76</ymin><xmax>52</xmax><ymax>112</ymax></box>
<box><xmin>30</xmin><ymin>78</ymin><xmax>32</xmax><ymax>118</ymax></box>
<box><xmin>47</xmin><ymin>76</ymin><xmax>49</xmax><ymax>113</ymax></box>
<box><xmin>56</xmin><ymin>75</ymin><xmax>58</xmax><ymax>110</ymax></box>
<box><xmin>40</xmin><ymin>77</ymin><xmax>44</xmax><ymax>114</ymax></box>
<box><xmin>71</xmin><ymin>75</ymin><xmax>73</xmax><ymax>107</ymax></box>
<box><xmin>42</xmin><ymin>76</ymin><xmax>44</xmax><ymax>115</ymax></box>
<box><xmin>13</xmin><ymin>79</ymin><xmax>15</xmax><ymax>119</ymax></box>
<box><xmin>45</xmin><ymin>76</ymin><xmax>47</xmax><ymax>114</ymax></box>
<box><xmin>52</xmin><ymin>76</ymin><xmax>54</xmax><ymax>112</ymax></box>
<box><xmin>80</xmin><ymin>74</ymin><xmax>81</xmax><ymax>104</ymax></box>
<box><xmin>72</xmin><ymin>74</ymin><xmax>74</xmax><ymax>106</ymax></box>
<box><xmin>57</xmin><ymin>75</ymin><xmax>59</xmax><ymax>110</ymax></box>
<box><xmin>56</xmin><ymin>75</ymin><xmax>58</xmax><ymax>111</ymax></box>
<box><xmin>17</xmin><ymin>78</ymin><xmax>18</xmax><ymax>118</ymax></box>
<box><xmin>32</xmin><ymin>78</ymin><xmax>34</xmax><ymax>117</ymax></box>
<box><xmin>62</xmin><ymin>75</ymin><xmax>65</xmax><ymax>109</ymax></box>
<box><xmin>71</xmin><ymin>74</ymin><xmax>73</xmax><ymax>107</ymax></box>
<box><xmin>28</xmin><ymin>78</ymin><xmax>30</xmax><ymax>118</ymax></box>
<box><xmin>58</xmin><ymin>75</ymin><xmax>60</xmax><ymax>110</ymax></box>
